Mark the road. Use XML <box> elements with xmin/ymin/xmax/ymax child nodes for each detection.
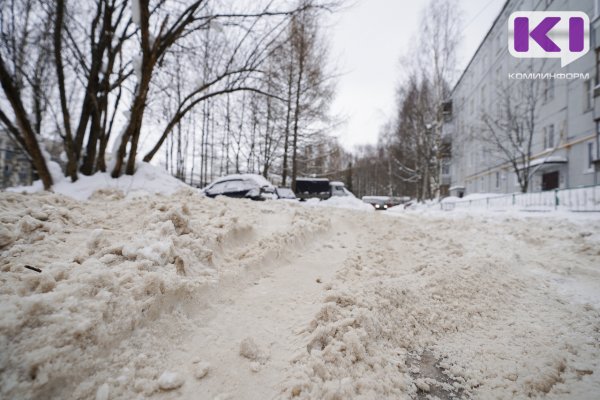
<box><xmin>1</xmin><ymin>192</ymin><xmax>599</xmax><ymax>399</ymax></box>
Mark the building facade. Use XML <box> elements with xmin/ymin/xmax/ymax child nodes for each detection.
<box><xmin>0</xmin><ymin>132</ymin><xmax>33</xmax><ymax>189</ymax></box>
<box><xmin>443</xmin><ymin>0</ymin><xmax>600</xmax><ymax>197</ymax></box>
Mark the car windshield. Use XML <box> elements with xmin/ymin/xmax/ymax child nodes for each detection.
<box><xmin>331</xmin><ymin>185</ymin><xmax>346</xmax><ymax>195</ymax></box>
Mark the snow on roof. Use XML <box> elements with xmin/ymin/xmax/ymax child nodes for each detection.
<box><xmin>330</xmin><ymin>181</ymin><xmax>345</xmax><ymax>186</ymax></box>
<box><xmin>296</xmin><ymin>177</ymin><xmax>329</xmax><ymax>182</ymax></box>
<box><xmin>518</xmin><ymin>156</ymin><xmax>568</xmax><ymax>170</ymax></box>
<box><xmin>7</xmin><ymin>162</ymin><xmax>188</xmax><ymax>201</ymax></box>
<box><xmin>362</xmin><ymin>196</ymin><xmax>390</xmax><ymax>201</ymax></box>
<box><xmin>207</xmin><ymin>174</ymin><xmax>274</xmax><ymax>189</ymax></box>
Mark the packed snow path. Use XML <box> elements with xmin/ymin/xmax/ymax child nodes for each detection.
<box><xmin>1</xmin><ymin>189</ymin><xmax>599</xmax><ymax>399</ymax></box>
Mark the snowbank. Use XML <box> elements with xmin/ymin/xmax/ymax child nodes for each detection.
<box><xmin>6</xmin><ymin>162</ymin><xmax>188</xmax><ymax>201</ymax></box>
<box><xmin>2</xmin><ymin>183</ymin><xmax>599</xmax><ymax>399</ymax></box>
<box><xmin>281</xmin><ymin>212</ymin><xmax>600</xmax><ymax>399</ymax></box>
<box><xmin>0</xmin><ymin>191</ymin><xmax>331</xmax><ymax>399</ymax></box>
<box><xmin>303</xmin><ymin>196</ymin><xmax>374</xmax><ymax>212</ymax></box>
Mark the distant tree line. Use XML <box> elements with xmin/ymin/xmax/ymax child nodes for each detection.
<box><xmin>348</xmin><ymin>0</ymin><xmax>462</xmax><ymax>201</ymax></box>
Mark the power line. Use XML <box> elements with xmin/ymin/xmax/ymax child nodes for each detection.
<box><xmin>461</xmin><ymin>0</ymin><xmax>499</xmax><ymax>36</ymax></box>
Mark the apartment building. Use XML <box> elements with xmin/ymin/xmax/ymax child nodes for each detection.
<box><xmin>442</xmin><ymin>0</ymin><xmax>600</xmax><ymax>198</ymax></box>
<box><xmin>0</xmin><ymin>132</ymin><xmax>33</xmax><ymax>189</ymax></box>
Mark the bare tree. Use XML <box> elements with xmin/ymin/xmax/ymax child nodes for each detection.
<box><xmin>0</xmin><ymin>0</ymin><xmax>54</xmax><ymax>189</ymax></box>
<box><xmin>481</xmin><ymin>76</ymin><xmax>541</xmax><ymax>193</ymax></box>
<box><xmin>1</xmin><ymin>0</ymin><xmax>341</xmax><ymax>190</ymax></box>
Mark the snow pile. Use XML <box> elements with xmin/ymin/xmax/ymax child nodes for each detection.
<box><xmin>387</xmin><ymin>199</ymin><xmax>439</xmax><ymax>214</ymax></box>
<box><xmin>282</xmin><ymin>213</ymin><xmax>600</xmax><ymax>399</ymax></box>
<box><xmin>0</xmin><ymin>191</ymin><xmax>330</xmax><ymax>399</ymax></box>
<box><xmin>2</xmin><ymin>186</ymin><xmax>599</xmax><ymax>399</ymax></box>
<box><xmin>304</xmin><ymin>196</ymin><xmax>374</xmax><ymax>212</ymax></box>
<box><xmin>7</xmin><ymin>162</ymin><xmax>188</xmax><ymax>201</ymax></box>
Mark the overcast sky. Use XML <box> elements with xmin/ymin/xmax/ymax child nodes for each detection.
<box><xmin>326</xmin><ymin>0</ymin><xmax>506</xmax><ymax>150</ymax></box>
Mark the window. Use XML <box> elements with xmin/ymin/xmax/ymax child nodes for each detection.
<box><xmin>206</xmin><ymin>181</ymin><xmax>229</xmax><ymax>195</ymax></box>
<box><xmin>544</xmin><ymin>125</ymin><xmax>555</xmax><ymax>149</ymax></box>
<box><xmin>442</xmin><ymin>161</ymin><xmax>450</xmax><ymax>175</ymax></box>
<box><xmin>543</xmin><ymin>127</ymin><xmax>547</xmax><ymax>149</ymax></box>
<box><xmin>596</xmin><ymin>0</ymin><xmax>600</xmax><ymax>19</ymax></box>
<box><xmin>331</xmin><ymin>185</ymin><xmax>345</xmax><ymax>195</ymax></box>
<box><xmin>597</xmin><ymin>120</ymin><xmax>600</xmax><ymax>163</ymax></box>
<box><xmin>584</xmin><ymin>79</ymin><xmax>592</xmax><ymax>112</ymax></box>
<box><xmin>588</xmin><ymin>142</ymin><xmax>595</xmax><ymax>170</ymax></box>
<box><xmin>596</xmin><ymin>49</ymin><xmax>600</xmax><ymax>89</ymax></box>
<box><xmin>495</xmin><ymin>171</ymin><xmax>500</xmax><ymax>188</ymax></box>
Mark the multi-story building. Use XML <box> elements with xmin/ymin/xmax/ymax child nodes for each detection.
<box><xmin>443</xmin><ymin>0</ymin><xmax>600</xmax><ymax>198</ymax></box>
<box><xmin>0</xmin><ymin>132</ymin><xmax>33</xmax><ymax>189</ymax></box>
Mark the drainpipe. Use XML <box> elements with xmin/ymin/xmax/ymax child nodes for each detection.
<box><xmin>593</xmin><ymin>125</ymin><xmax>600</xmax><ymax>186</ymax></box>
<box><xmin>594</xmin><ymin>19</ymin><xmax>599</xmax><ymax>186</ymax></box>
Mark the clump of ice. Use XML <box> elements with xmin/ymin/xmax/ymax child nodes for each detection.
<box><xmin>95</xmin><ymin>383</ymin><xmax>109</xmax><ymax>400</ymax></box>
<box><xmin>0</xmin><ymin>225</ymin><xmax>15</xmax><ymax>248</ymax></box>
<box><xmin>193</xmin><ymin>362</ymin><xmax>210</xmax><ymax>379</ymax></box>
<box><xmin>157</xmin><ymin>371</ymin><xmax>184</xmax><ymax>390</ymax></box>
<box><xmin>239</xmin><ymin>337</ymin><xmax>261</xmax><ymax>360</ymax></box>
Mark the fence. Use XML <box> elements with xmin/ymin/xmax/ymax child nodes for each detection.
<box><xmin>441</xmin><ymin>185</ymin><xmax>600</xmax><ymax>212</ymax></box>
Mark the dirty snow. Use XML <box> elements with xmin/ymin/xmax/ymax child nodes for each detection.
<box><xmin>1</xmin><ymin>183</ymin><xmax>599</xmax><ymax>399</ymax></box>
<box><xmin>304</xmin><ymin>195</ymin><xmax>374</xmax><ymax>212</ymax></box>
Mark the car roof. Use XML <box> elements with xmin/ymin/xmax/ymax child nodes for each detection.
<box><xmin>203</xmin><ymin>174</ymin><xmax>274</xmax><ymax>190</ymax></box>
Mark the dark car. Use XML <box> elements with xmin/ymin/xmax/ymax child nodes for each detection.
<box><xmin>362</xmin><ymin>196</ymin><xmax>390</xmax><ymax>210</ymax></box>
<box><xmin>295</xmin><ymin>178</ymin><xmax>355</xmax><ymax>200</ymax></box>
<box><xmin>202</xmin><ymin>174</ymin><xmax>276</xmax><ymax>201</ymax></box>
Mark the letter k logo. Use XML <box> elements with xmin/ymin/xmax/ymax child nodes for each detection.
<box><xmin>514</xmin><ymin>17</ymin><xmax>561</xmax><ymax>52</ymax></box>
<box><xmin>508</xmin><ymin>12</ymin><xmax>589</xmax><ymax>68</ymax></box>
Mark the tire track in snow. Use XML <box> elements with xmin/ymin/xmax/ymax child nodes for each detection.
<box><xmin>154</xmin><ymin>211</ymin><xmax>362</xmax><ymax>400</ymax></box>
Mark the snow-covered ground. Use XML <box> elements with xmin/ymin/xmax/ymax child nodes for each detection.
<box><xmin>7</xmin><ymin>162</ymin><xmax>188</xmax><ymax>201</ymax></box>
<box><xmin>1</xmin><ymin>174</ymin><xmax>600</xmax><ymax>399</ymax></box>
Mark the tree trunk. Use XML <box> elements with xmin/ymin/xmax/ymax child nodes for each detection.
<box><xmin>0</xmin><ymin>57</ymin><xmax>53</xmax><ymax>189</ymax></box>
<box><xmin>291</xmin><ymin>30</ymin><xmax>305</xmax><ymax>192</ymax></box>
<box><xmin>54</xmin><ymin>0</ymin><xmax>78</xmax><ymax>181</ymax></box>
<box><xmin>281</xmin><ymin>58</ymin><xmax>294</xmax><ymax>187</ymax></box>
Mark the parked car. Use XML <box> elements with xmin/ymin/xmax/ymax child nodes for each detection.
<box><xmin>275</xmin><ymin>187</ymin><xmax>297</xmax><ymax>200</ymax></box>
<box><xmin>388</xmin><ymin>196</ymin><xmax>411</xmax><ymax>207</ymax></box>
<box><xmin>202</xmin><ymin>174</ymin><xmax>276</xmax><ymax>201</ymax></box>
<box><xmin>362</xmin><ymin>196</ymin><xmax>390</xmax><ymax>210</ymax></box>
<box><xmin>330</xmin><ymin>181</ymin><xmax>355</xmax><ymax>197</ymax></box>
<box><xmin>295</xmin><ymin>178</ymin><xmax>355</xmax><ymax>200</ymax></box>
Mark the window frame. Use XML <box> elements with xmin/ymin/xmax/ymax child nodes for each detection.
<box><xmin>548</xmin><ymin>125</ymin><xmax>555</xmax><ymax>149</ymax></box>
<box><xmin>583</xmin><ymin>79</ymin><xmax>593</xmax><ymax>112</ymax></box>
<box><xmin>586</xmin><ymin>141</ymin><xmax>595</xmax><ymax>172</ymax></box>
